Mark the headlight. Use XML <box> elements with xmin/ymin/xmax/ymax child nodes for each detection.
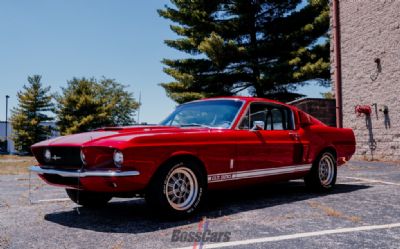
<box><xmin>80</xmin><ymin>149</ymin><xmax>87</xmax><ymax>165</ymax></box>
<box><xmin>113</xmin><ymin>150</ymin><xmax>124</xmax><ymax>168</ymax></box>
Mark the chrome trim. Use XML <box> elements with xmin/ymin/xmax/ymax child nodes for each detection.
<box><xmin>187</xmin><ymin>97</ymin><xmax>245</xmax><ymax>104</ymax></box>
<box><xmin>29</xmin><ymin>166</ymin><xmax>140</xmax><ymax>177</ymax></box>
<box><xmin>291</xmin><ymin>110</ymin><xmax>297</xmax><ymax>130</ymax></box>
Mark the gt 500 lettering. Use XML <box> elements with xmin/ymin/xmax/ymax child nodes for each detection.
<box><xmin>209</xmin><ymin>174</ymin><xmax>233</xmax><ymax>182</ymax></box>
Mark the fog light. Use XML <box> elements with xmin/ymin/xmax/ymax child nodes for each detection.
<box><xmin>113</xmin><ymin>150</ymin><xmax>124</xmax><ymax>168</ymax></box>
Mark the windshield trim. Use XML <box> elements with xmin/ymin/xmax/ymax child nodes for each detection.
<box><xmin>163</xmin><ymin>98</ymin><xmax>246</xmax><ymax>130</ymax></box>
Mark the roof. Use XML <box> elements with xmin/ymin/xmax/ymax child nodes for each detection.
<box><xmin>198</xmin><ymin>96</ymin><xmax>298</xmax><ymax>109</ymax></box>
<box><xmin>287</xmin><ymin>97</ymin><xmax>335</xmax><ymax>105</ymax></box>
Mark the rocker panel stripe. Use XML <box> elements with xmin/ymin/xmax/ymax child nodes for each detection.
<box><xmin>208</xmin><ymin>164</ymin><xmax>312</xmax><ymax>183</ymax></box>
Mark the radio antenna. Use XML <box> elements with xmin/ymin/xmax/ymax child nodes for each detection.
<box><xmin>137</xmin><ymin>91</ymin><xmax>141</xmax><ymax>124</ymax></box>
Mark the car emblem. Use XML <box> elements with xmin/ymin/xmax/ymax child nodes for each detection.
<box><xmin>44</xmin><ymin>149</ymin><xmax>62</xmax><ymax>161</ymax></box>
<box><xmin>52</xmin><ymin>155</ymin><xmax>62</xmax><ymax>160</ymax></box>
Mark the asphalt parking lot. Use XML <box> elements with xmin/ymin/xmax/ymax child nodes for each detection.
<box><xmin>1</xmin><ymin>160</ymin><xmax>400</xmax><ymax>249</ymax></box>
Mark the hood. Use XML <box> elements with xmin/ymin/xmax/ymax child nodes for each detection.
<box><xmin>31</xmin><ymin>125</ymin><xmax>211</xmax><ymax>148</ymax></box>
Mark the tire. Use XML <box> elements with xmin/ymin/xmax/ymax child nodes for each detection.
<box><xmin>66</xmin><ymin>189</ymin><xmax>112</xmax><ymax>207</ymax></box>
<box><xmin>145</xmin><ymin>159</ymin><xmax>207</xmax><ymax>218</ymax></box>
<box><xmin>304</xmin><ymin>151</ymin><xmax>337</xmax><ymax>192</ymax></box>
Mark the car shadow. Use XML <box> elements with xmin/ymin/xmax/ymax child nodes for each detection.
<box><xmin>44</xmin><ymin>181</ymin><xmax>369</xmax><ymax>234</ymax></box>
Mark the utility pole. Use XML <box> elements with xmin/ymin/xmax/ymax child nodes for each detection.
<box><xmin>5</xmin><ymin>95</ymin><xmax>10</xmax><ymax>154</ymax></box>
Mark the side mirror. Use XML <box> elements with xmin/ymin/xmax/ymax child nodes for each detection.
<box><xmin>298</xmin><ymin>111</ymin><xmax>313</xmax><ymax>127</ymax></box>
<box><xmin>251</xmin><ymin>121</ymin><xmax>265</xmax><ymax>131</ymax></box>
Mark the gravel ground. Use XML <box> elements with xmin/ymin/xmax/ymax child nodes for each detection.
<box><xmin>0</xmin><ymin>160</ymin><xmax>400</xmax><ymax>249</ymax></box>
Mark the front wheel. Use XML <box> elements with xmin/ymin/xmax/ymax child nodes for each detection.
<box><xmin>304</xmin><ymin>151</ymin><xmax>337</xmax><ymax>192</ymax></box>
<box><xmin>145</xmin><ymin>160</ymin><xmax>206</xmax><ymax>218</ymax></box>
<box><xmin>66</xmin><ymin>189</ymin><xmax>112</xmax><ymax>207</ymax></box>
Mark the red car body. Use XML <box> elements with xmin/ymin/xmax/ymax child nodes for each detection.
<box><xmin>30</xmin><ymin>97</ymin><xmax>355</xmax><ymax>214</ymax></box>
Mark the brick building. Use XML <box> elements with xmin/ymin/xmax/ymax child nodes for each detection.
<box><xmin>332</xmin><ymin>1</ymin><xmax>400</xmax><ymax>160</ymax></box>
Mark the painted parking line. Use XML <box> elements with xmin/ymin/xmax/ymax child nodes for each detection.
<box><xmin>338</xmin><ymin>181</ymin><xmax>367</xmax><ymax>185</ymax></box>
<box><xmin>343</xmin><ymin>176</ymin><xmax>400</xmax><ymax>186</ymax></box>
<box><xmin>175</xmin><ymin>222</ymin><xmax>400</xmax><ymax>249</ymax></box>
<box><xmin>30</xmin><ymin>198</ymin><xmax>70</xmax><ymax>204</ymax></box>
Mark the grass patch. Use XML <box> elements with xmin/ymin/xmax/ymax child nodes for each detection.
<box><xmin>307</xmin><ymin>200</ymin><xmax>362</xmax><ymax>223</ymax></box>
<box><xmin>0</xmin><ymin>155</ymin><xmax>37</xmax><ymax>175</ymax></box>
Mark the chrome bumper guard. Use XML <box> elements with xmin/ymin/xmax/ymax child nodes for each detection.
<box><xmin>29</xmin><ymin>166</ymin><xmax>140</xmax><ymax>177</ymax></box>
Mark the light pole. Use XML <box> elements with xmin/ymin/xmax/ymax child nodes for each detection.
<box><xmin>5</xmin><ymin>95</ymin><xmax>9</xmax><ymax>154</ymax></box>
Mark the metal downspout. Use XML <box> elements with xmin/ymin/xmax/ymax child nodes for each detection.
<box><xmin>333</xmin><ymin>0</ymin><xmax>343</xmax><ymax>128</ymax></box>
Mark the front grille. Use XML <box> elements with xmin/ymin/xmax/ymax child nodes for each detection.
<box><xmin>36</xmin><ymin>147</ymin><xmax>83</xmax><ymax>169</ymax></box>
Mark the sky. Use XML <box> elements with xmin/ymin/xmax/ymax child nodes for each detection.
<box><xmin>0</xmin><ymin>0</ymin><xmax>329</xmax><ymax>124</ymax></box>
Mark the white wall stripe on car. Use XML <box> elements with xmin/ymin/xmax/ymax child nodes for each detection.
<box><xmin>207</xmin><ymin>164</ymin><xmax>312</xmax><ymax>183</ymax></box>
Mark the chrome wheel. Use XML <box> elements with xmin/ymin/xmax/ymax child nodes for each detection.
<box><xmin>165</xmin><ymin>167</ymin><xmax>199</xmax><ymax>211</ymax></box>
<box><xmin>318</xmin><ymin>154</ymin><xmax>335</xmax><ymax>186</ymax></box>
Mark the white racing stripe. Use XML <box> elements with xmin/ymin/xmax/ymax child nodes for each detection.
<box><xmin>175</xmin><ymin>222</ymin><xmax>400</xmax><ymax>249</ymax></box>
<box><xmin>344</xmin><ymin>176</ymin><xmax>400</xmax><ymax>186</ymax></box>
<box><xmin>208</xmin><ymin>164</ymin><xmax>311</xmax><ymax>183</ymax></box>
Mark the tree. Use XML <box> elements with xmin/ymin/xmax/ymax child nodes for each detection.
<box><xmin>159</xmin><ymin>0</ymin><xmax>330</xmax><ymax>103</ymax></box>
<box><xmin>321</xmin><ymin>91</ymin><xmax>334</xmax><ymax>99</ymax></box>
<box><xmin>56</xmin><ymin>77</ymin><xmax>139</xmax><ymax>135</ymax></box>
<box><xmin>11</xmin><ymin>75</ymin><xmax>54</xmax><ymax>154</ymax></box>
<box><xmin>98</xmin><ymin>78</ymin><xmax>140</xmax><ymax>126</ymax></box>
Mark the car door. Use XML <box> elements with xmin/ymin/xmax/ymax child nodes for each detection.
<box><xmin>234</xmin><ymin>102</ymin><xmax>303</xmax><ymax>178</ymax></box>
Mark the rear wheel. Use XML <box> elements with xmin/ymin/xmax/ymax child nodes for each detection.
<box><xmin>145</xmin><ymin>160</ymin><xmax>206</xmax><ymax>218</ymax></box>
<box><xmin>304</xmin><ymin>151</ymin><xmax>337</xmax><ymax>192</ymax></box>
<box><xmin>66</xmin><ymin>189</ymin><xmax>112</xmax><ymax>207</ymax></box>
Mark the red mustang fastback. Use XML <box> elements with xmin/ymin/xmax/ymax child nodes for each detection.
<box><xmin>30</xmin><ymin>97</ymin><xmax>355</xmax><ymax>217</ymax></box>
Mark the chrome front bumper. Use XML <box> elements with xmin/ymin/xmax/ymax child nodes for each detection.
<box><xmin>29</xmin><ymin>166</ymin><xmax>140</xmax><ymax>177</ymax></box>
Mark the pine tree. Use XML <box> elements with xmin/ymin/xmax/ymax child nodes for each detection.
<box><xmin>98</xmin><ymin>78</ymin><xmax>140</xmax><ymax>126</ymax></box>
<box><xmin>11</xmin><ymin>75</ymin><xmax>54</xmax><ymax>154</ymax></box>
<box><xmin>159</xmin><ymin>0</ymin><xmax>330</xmax><ymax>103</ymax></box>
<box><xmin>56</xmin><ymin>77</ymin><xmax>139</xmax><ymax>135</ymax></box>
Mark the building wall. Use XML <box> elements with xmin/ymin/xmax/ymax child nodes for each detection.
<box><xmin>0</xmin><ymin>121</ymin><xmax>59</xmax><ymax>154</ymax></box>
<box><xmin>337</xmin><ymin>0</ymin><xmax>400</xmax><ymax>160</ymax></box>
<box><xmin>0</xmin><ymin>122</ymin><xmax>14</xmax><ymax>153</ymax></box>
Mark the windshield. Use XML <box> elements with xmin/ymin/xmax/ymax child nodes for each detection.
<box><xmin>160</xmin><ymin>99</ymin><xmax>244</xmax><ymax>128</ymax></box>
